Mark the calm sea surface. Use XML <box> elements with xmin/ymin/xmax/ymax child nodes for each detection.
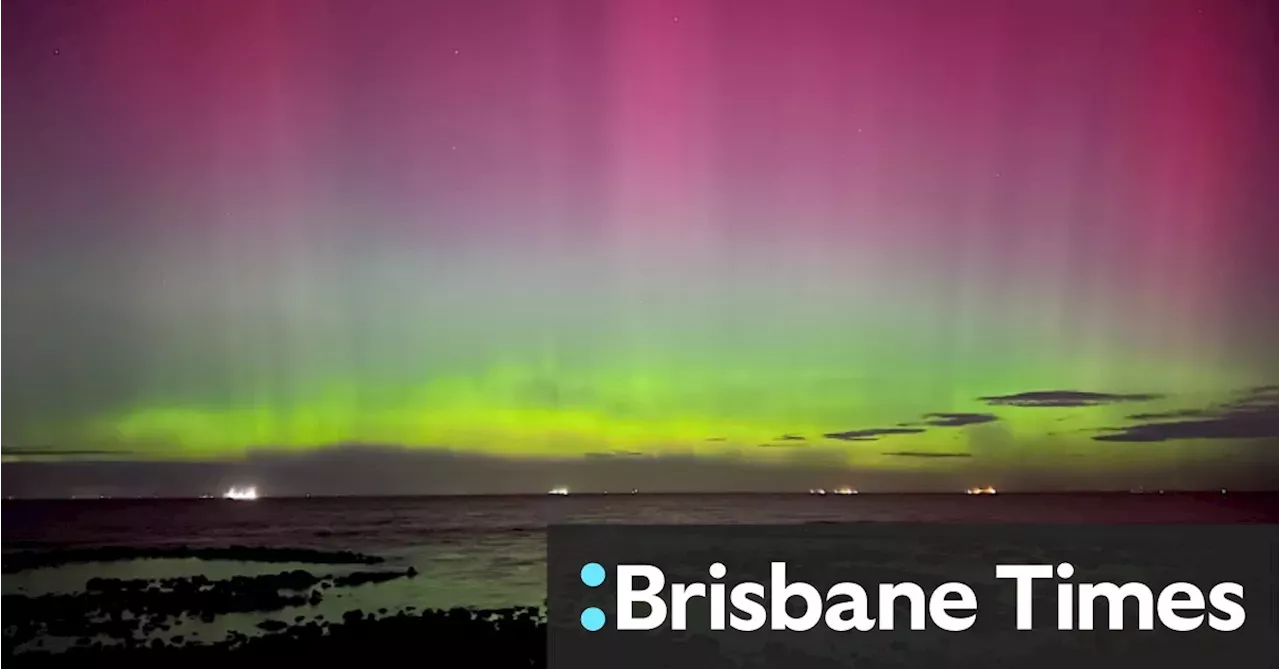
<box><xmin>3</xmin><ymin>493</ymin><xmax>1275</xmax><ymax>646</ymax></box>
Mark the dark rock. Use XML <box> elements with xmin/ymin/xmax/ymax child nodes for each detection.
<box><xmin>257</xmin><ymin>619</ymin><xmax>288</xmax><ymax>632</ymax></box>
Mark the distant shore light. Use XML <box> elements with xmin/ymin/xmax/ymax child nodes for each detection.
<box><xmin>223</xmin><ymin>486</ymin><xmax>258</xmax><ymax>501</ymax></box>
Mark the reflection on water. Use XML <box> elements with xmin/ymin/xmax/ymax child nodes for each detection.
<box><xmin>3</xmin><ymin>493</ymin><xmax>1273</xmax><ymax>646</ymax></box>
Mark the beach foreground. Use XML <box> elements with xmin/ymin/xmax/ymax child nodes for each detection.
<box><xmin>4</xmin><ymin>493</ymin><xmax>1274</xmax><ymax>666</ymax></box>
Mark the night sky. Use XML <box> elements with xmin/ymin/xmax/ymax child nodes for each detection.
<box><xmin>3</xmin><ymin>0</ymin><xmax>1276</xmax><ymax>496</ymax></box>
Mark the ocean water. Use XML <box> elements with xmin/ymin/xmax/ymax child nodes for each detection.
<box><xmin>3</xmin><ymin>493</ymin><xmax>1275</xmax><ymax>648</ymax></box>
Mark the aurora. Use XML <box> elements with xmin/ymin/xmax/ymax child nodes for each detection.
<box><xmin>2</xmin><ymin>0</ymin><xmax>1275</xmax><ymax>493</ymax></box>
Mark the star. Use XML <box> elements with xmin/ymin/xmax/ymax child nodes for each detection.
<box><xmin>453</xmin><ymin>49</ymin><xmax>460</xmax><ymax>55</ymax></box>
<box><xmin>673</xmin><ymin>16</ymin><xmax>680</xmax><ymax>23</ymax></box>
<box><xmin>53</xmin><ymin>48</ymin><xmax>61</xmax><ymax>56</ymax></box>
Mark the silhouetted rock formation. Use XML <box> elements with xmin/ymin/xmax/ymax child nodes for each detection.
<box><xmin>4</xmin><ymin>568</ymin><xmax>418</xmax><ymax>646</ymax></box>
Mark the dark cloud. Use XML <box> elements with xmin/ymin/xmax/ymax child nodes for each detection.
<box><xmin>824</xmin><ymin>428</ymin><xmax>926</xmax><ymax>441</ymax></box>
<box><xmin>704</xmin><ymin>437</ymin><xmax>727</xmax><ymax>442</ymax></box>
<box><xmin>882</xmin><ymin>451</ymin><xmax>972</xmax><ymax>458</ymax></box>
<box><xmin>1094</xmin><ymin>407</ymin><xmax>1277</xmax><ymax>442</ymax></box>
<box><xmin>921</xmin><ymin>413</ymin><xmax>999</xmax><ymax>427</ymax></box>
<box><xmin>1125</xmin><ymin>409</ymin><xmax>1210</xmax><ymax>421</ymax></box>
<box><xmin>1232</xmin><ymin>385</ymin><xmax>1278</xmax><ymax>409</ymax></box>
<box><xmin>1096</xmin><ymin>386</ymin><xmax>1279</xmax><ymax>443</ymax></box>
<box><xmin>844</xmin><ymin>412</ymin><xmax>998</xmax><ymax>437</ymax></box>
<box><xmin>757</xmin><ymin>442</ymin><xmax>807</xmax><ymax>448</ymax></box>
<box><xmin>775</xmin><ymin>434</ymin><xmax>806</xmax><ymax>441</ymax></box>
<box><xmin>979</xmin><ymin>390</ymin><xmax>1163</xmax><ymax>407</ymax></box>
<box><xmin>2</xmin><ymin>448</ymin><xmax>134</xmax><ymax>457</ymax></box>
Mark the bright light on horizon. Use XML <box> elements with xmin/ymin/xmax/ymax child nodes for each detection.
<box><xmin>223</xmin><ymin>486</ymin><xmax>259</xmax><ymax>501</ymax></box>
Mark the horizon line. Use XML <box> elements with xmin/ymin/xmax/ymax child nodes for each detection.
<box><xmin>4</xmin><ymin>489</ymin><xmax>1274</xmax><ymax>502</ymax></box>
